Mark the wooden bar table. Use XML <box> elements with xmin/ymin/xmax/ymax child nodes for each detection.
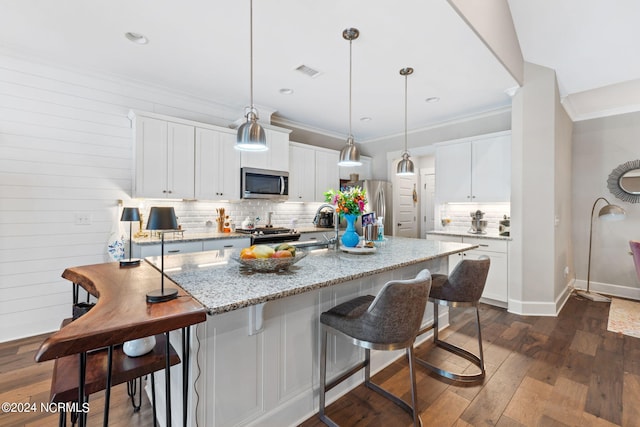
<box><xmin>35</xmin><ymin>261</ymin><xmax>207</xmax><ymax>427</ymax></box>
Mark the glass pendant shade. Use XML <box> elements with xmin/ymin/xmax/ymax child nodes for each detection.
<box><xmin>236</xmin><ymin>0</ymin><xmax>268</xmax><ymax>152</ymax></box>
<box><xmin>338</xmin><ymin>136</ymin><xmax>361</xmax><ymax>166</ymax></box>
<box><xmin>236</xmin><ymin>110</ymin><xmax>267</xmax><ymax>151</ymax></box>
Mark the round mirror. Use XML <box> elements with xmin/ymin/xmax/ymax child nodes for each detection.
<box><xmin>620</xmin><ymin>169</ymin><xmax>640</xmax><ymax>194</ymax></box>
<box><xmin>607</xmin><ymin>159</ymin><xmax>640</xmax><ymax>203</ymax></box>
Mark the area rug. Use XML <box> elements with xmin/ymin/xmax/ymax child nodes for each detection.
<box><xmin>608</xmin><ymin>297</ymin><xmax>640</xmax><ymax>339</ymax></box>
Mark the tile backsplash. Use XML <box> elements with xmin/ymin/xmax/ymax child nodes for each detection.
<box><xmin>129</xmin><ymin>199</ymin><xmax>324</xmax><ymax>233</ymax></box>
<box><xmin>437</xmin><ymin>203</ymin><xmax>510</xmax><ymax>234</ymax></box>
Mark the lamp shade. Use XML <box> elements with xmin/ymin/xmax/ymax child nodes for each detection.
<box><xmin>598</xmin><ymin>204</ymin><xmax>626</xmax><ymax>221</ymax></box>
<box><xmin>120</xmin><ymin>207</ymin><xmax>140</xmax><ymax>222</ymax></box>
<box><xmin>338</xmin><ymin>136</ymin><xmax>361</xmax><ymax>166</ymax></box>
<box><xmin>236</xmin><ymin>111</ymin><xmax>268</xmax><ymax>151</ymax></box>
<box><xmin>397</xmin><ymin>153</ymin><xmax>415</xmax><ymax>176</ymax></box>
<box><xmin>146</xmin><ymin>207</ymin><xmax>178</xmax><ymax>230</ymax></box>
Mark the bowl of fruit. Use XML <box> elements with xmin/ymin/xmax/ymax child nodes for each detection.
<box><xmin>235</xmin><ymin>243</ymin><xmax>307</xmax><ymax>272</ymax></box>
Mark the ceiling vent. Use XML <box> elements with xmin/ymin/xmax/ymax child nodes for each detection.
<box><xmin>295</xmin><ymin>64</ymin><xmax>321</xmax><ymax>78</ymax></box>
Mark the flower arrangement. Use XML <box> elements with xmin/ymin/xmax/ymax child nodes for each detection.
<box><xmin>324</xmin><ymin>186</ymin><xmax>368</xmax><ymax>217</ymax></box>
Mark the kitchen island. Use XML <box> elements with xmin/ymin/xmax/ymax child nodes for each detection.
<box><xmin>146</xmin><ymin>236</ymin><xmax>474</xmax><ymax>427</ymax></box>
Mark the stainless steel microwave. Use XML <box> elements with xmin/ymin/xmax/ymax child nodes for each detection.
<box><xmin>241</xmin><ymin>167</ymin><xmax>289</xmax><ymax>200</ymax></box>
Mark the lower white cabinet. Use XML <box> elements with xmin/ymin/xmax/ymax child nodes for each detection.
<box><xmin>427</xmin><ymin>234</ymin><xmax>508</xmax><ymax>306</ymax></box>
<box><xmin>203</xmin><ymin>238</ymin><xmax>250</xmax><ymax>251</ymax></box>
<box><xmin>133</xmin><ymin>238</ymin><xmax>250</xmax><ymax>258</ymax></box>
<box><xmin>132</xmin><ymin>240</ymin><xmax>203</xmax><ymax>258</ymax></box>
<box><xmin>298</xmin><ymin>231</ymin><xmax>334</xmax><ymax>243</ymax></box>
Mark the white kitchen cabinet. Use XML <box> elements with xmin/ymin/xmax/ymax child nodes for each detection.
<box><xmin>315</xmin><ymin>149</ymin><xmax>340</xmax><ymax>201</ymax></box>
<box><xmin>288</xmin><ymin>144</ymin><xmax>316</xmax><ymax>202</ymax></box>
<box><xmin>427</xmin><ymin>234</ymin><xmax>508</xmax><ymax>307</ymax></box>
<box><xmin>298</xmin><ymin>231</ymin><xmax>333</xmax><ymax>243</ymax></box>
<box><xmin>202</xmin><ymin>238</ymin><xmax>250</xmax><ymax>251</ymax></box>
<box><xmin>133</xmin><ymin>114</ymin><xmax>195</xmax><ymax>199</ymax></box>
<box><xmin>435</xmin><ymin>133</ymin><xmax>510</xmax><ymax>203</ymax></box>
<box><xmin>132</xmin><ymin>240</ymin><xmax>203</xmax><ymax>258</ymax></box>
<box><xmin>195</xmin><ymin>128</ymin><xmax>240</xmax><ymax>201</ymax></box>
<box><xmin>240</xmin><ymin>128</ymin><xmax>290</xmax><ymax>172</ymax></box>
<box><xmin>339</xmin><ymin>155</ymin><xmax>372</xmax><ymax>181</ymax></box>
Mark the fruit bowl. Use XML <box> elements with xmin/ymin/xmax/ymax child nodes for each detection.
<box><xmin>234</xmin><ymin>250</ymin><xmax>307</xmax><ymax>272</ymax></box>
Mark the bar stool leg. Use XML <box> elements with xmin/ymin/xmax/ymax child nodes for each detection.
<box><xmin>164</xmin><ymin>331</ymin><xmax>172</xmax><ymax>427</ymax></box>
<box><xmin>318</xmin><ymin>327</ymin><xmax>336</xmax><ymax>426</ymax></box>
<box><xmin>151</xmin><ymin>373</ymin><xmax>157</xmax><ymax>427</ymax></box>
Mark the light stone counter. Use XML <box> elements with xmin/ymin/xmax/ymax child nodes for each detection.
<box><xmin>146</xmin><ymin>236</ymin><xmax>475</xmax><ymax>315</ymax></box>
<box><xmin>426</xmin><ymin>230</ymin><xmax>512</xmax><ymax>241</ymax></box>
<box><xmin>147</xmin><ymin>236</ymin><xmax>475</xmax><ymax>427</ymax></box>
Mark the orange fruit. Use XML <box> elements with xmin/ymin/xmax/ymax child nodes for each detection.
<box><xmin>273</xmin><ymin>250</ymin><xmax>293</xmax><ymax>258</ymax></box>
<box><xmin>240</xmin><ymin>247</ymin><xmax>256</xmax><ymax>259</ymax></box>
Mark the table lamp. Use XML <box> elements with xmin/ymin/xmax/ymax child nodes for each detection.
<box><xmin>146</xmin><ymin>207</ymin><xmax>179</xmax><ymax>303</ymax></box>
<box><xmin>577</xmin><ymin>197</ymin><xmax>626</xmax><ymax>302</ymax></box>
<box><xmin>120</xmin><ymin>207</ymin><xmax>141</xmax><ymax>267</ymax></box>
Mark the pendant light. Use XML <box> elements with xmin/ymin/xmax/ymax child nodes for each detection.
<box><xmin>338</xmin><ymin>28</ymin><xmax>362</xmax><ymax>167</ymax></box>
<box><xmin>236</xmin><ymin>0</ymin><xmax>268</xmax><ymax>152</ymax></box>
<box><xmin>396</xmin><ymin>67</ymin><xmax>415</xmax><ymax>176</ymax></box>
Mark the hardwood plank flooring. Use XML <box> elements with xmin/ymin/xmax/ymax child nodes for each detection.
<box><xmin>301</xmin><ymin>295</ymin><xmax>640</xmax><ymax>427</ymax></box>
<box><xmin>1</xmin><ymin>294</ymin><xmax>638</xmax><ymax>426</ymax></box>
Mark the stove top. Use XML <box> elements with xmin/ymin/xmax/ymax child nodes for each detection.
<box><xmin>236</xmin><ymin>227</ymin><xmax>293</xmax><ymax>235</ymax></box>
<box><xmin>236</xmin><ymin>227</ymin><xmax>301</xmax><ymax>244</ymax></box>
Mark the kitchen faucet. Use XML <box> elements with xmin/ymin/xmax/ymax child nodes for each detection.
<box><xmin>267</xmin><ymin>211</ymin><xmax>274</xmax><ymax>228</ymax></box>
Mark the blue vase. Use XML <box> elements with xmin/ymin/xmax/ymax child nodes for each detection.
<box><xmin>341</xmin><ymin>214</ymin><xmax>360</xmax><ymax>248</ymax></box>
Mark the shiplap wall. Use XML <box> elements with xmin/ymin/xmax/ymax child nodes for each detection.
<box><xmin>0</xmin><ymin>54</ymin><xmax>242</xmax><ymax>342</ymax></box>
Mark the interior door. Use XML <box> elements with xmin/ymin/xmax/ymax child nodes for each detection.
<box><xmin>393</xmin><ymin>163</ymin><xmax>418</xmax><ymax>237</ymax></box>
<box><xmin>420</xmin><ymin>170</ymin><xmax>435</xmax><ymax>238</ymax></box>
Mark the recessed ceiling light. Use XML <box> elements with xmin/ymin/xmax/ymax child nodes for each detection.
<box><xmin>279</xmin><ymin>88</ymin><xmax>294</xmax><ymax>95</ymax></box>
<box><xmin>125</xmin><ymin>32</ymin><xmax>149</xmax><ymax>45</ymax></box>
<box><xmin>425</xmin><ymin>97</ymin><xmax>440</xmax><ymax>103</ymax></box>
<box><xmin>359</xmin><ymin>117</ymin><xmax>372</xmax><ymax>122</ymax></box>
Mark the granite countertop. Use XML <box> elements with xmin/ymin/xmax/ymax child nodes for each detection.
<box><xmin>132</xmin><ymin>227</ymin><xmax>332</xmax><ymax>245</ymax></box>
<box><xmin>426</xmin><ymin>230</ymin><xmax>512</xmax><ymax>241</ymax></box>
<box><xmin>132</xmin><ymin>231</ymin><xmax>249</xmax><ymax>245</ymax></box>
<box><xmin>145</xmin><ymin>236</ymin><xmax>475</xmax><ymax>315</ymax></box>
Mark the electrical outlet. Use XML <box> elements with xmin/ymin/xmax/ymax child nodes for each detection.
<box><xmin>75</xmin><ymin>213</ymin><xmax>92</xmax><ymax>225</ymax></box>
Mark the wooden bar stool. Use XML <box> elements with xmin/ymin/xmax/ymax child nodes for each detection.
<box><xmin>318</xmin><ymin>269</ymin><xmax>432</xmax><ymax>427</ymax></box>
<box><xmin>416</xmin><ymin>256</ymin><xmax>490</xmax><ymax>383</ymax></box>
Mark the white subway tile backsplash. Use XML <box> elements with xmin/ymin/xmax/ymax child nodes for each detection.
<box><xmin>436</xmin><ymin>203</ymin><xmax>510</xmax><ymax>234</ymax></box>
<box><xmin>136</xmin><ymin>199</ymin><xmax>323</xmax><ymax>233</ymax></box>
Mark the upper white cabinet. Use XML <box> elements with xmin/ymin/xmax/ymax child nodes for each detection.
<box><xmin>240</xmin><ymin>128</ymin><xmax>290</xmax><ymax>172</ymax></box>
<box><xmin>133</xmin><ymin>115</ymin><xmax>195</xmax><ymax>199</ymax></box>
<box><xmin>289</xmin><ymin>144</ymin><xmax>316</xmax><ymax>202</ymax></box>
<box><xmin>315</xmin><ymin>149</ymin><xmax>340</xmax><ymax>200</ymax></box>
<box><xmin>195</xmin><ymin>128</ymin><xmax>240</xmax><ymax>201</ymax></box>
<box><xmin>435</xmin><ymin>133</ymin><xmax>510</xmax><ymax>203</ymax></box>
<box><xmin>289</xmin><ymin>142</ymin><xmax>340</xmax><ymax>203</ymax></box>
<box><xmin>339</xmin><ymin>155</ymin><xmax>372</xmax><ymax>181</ymax></box>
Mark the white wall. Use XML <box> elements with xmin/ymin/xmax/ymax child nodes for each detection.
<box><xmin>509</xmin><ymin>62</ymin><xmax>574</xmax><ymax>315</ymax></box>
<box><xmin>572</xmin><ymin>111</ymin><xmax>640</xmax><ymax>298</ymax></box>
<box><xmin>0</xmin><ymin>54</ymin><xmax>244</xmax><ymax>342</ymax></box>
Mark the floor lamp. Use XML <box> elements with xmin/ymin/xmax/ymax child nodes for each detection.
<box><xmin>577</xmin><ymin>197</ymin><xmax>626</xmax><ymax>302</ymax></box>
<box><xmin>146</xmin><ymin>207</ymin><xmax>179</xmax><ymax>303</ymax></box>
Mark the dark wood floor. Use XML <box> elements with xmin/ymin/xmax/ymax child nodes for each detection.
<box><xmin>1</xmin><ymin>294</ymin><xmax>638</xmax><ymax>426</ymax></box>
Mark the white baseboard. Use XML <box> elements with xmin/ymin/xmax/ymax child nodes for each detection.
<box><xmin>508</xmin><ymin>280</ymin><xmax>573</xmax><ymax>316</ymax></box>
<box><xmin>573</xmin><ymin>279</ymin><xmax>640</xmax><ymax>301</ymax></box>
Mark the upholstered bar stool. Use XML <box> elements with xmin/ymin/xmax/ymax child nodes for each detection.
<box><xmin>318</xmin><ymin>269</ymin><xmax>432</xmax><ymax>427</ymax></box>
<box><xmin>416</xmin><ymin>256</ymin><xmax>490</xmax><ymax>383</ymax></box>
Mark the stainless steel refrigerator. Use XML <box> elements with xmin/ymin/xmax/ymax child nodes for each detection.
<box><xmin>341</xmin><ymin>180</ymin><xmax>393</xmax><ymax>236</ymax></box>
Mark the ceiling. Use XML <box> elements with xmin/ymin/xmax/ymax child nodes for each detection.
<box><xmin>0</xmin><ymin>1</ymin><xmax>637</xmax><ymax>142</ymax></box>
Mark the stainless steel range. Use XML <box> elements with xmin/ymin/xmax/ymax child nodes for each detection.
<box><xmin>235</xmin><ymin>227</ymin><xmax>301</xmax><ymax>245</ymax></box>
